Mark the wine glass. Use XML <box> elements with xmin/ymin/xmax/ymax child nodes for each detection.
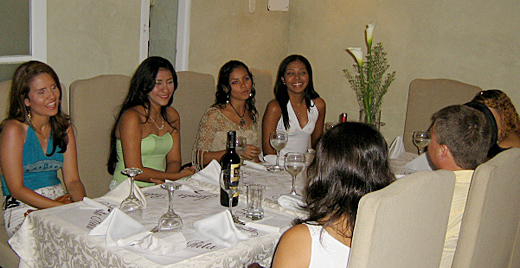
<box><xmin>120</xmin><ymin>167</ymin><xmax>144</xmax><ymax>219</ymax></box>
<box><xmin>220</xmin><ymin>169</ymin><xmax>241</xmax><ymax>223</ymax></box>
<box><xmin>236</xmin><ymin>136</ymin><xmax>247</xmax><ymax>164</ymax></box>
<box><xmin>284</xmin><ymin>152</ymin><xmax>306</xmax><ymax>195</ymax></box>
<box><xmin>413</xmin><ymin>130</ymin><xmax>431</xmax><ymax>154</ymax></box>
<box><xmin>155</xmin><ymin>182</ymin><xmax>183</xmax><ymax>232</ymax></box>
<box><xmin>269</xmin><ymin>132</ymin><xmax>288</xmax><ymax>171</ymax></box>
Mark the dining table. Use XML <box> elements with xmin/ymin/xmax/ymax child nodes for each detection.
<box><xmin>8</xmin><ymin>152</ymin><xmax>418</xmax><ymax>268</ymax></box>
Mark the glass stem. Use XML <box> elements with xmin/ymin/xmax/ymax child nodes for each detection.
<box><xmin>167</xmin><ymin>189</ymin><xmax>175</xmax><ymax>213</ymax></box>
<box><xmin>228</xmin><ymin>196</ymin><xmax>233</xmax><ymax>216</ymax></box>
<box><xmin>129</xmin><ymin>176</ymin><xmax>136</xmax><ymax>198</ymax></box>
<box><xmin>275</xmin><ymin>150</ymin><xmax>280</xmax><ymax>167</ymax></box>
<box><xmin>291</xmin><ymin>175</ymin><xmax>296</xmax><ymax>193</ymax></box>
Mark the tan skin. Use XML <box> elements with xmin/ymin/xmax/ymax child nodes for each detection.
<box><xmin>0</xmin><ymin>73</ymin><xmax>86</xmax><ymax>209</ymax></box>
<box><xmin>272</xmin><ymin>217</ymin><xmax>352</xmax><ymax>268</ymax></box>
<box><xmin>199</xmin><ymin>67</ymin><xmax>261</xmax><ymax>166</ymax></box>
<box><xmin>115</xmin><ymin>69</ymin><xmax>194</xmax><ymax>184</ymax></box>
<box><xmin>262</xmin><ymin>60</ymin><xmax>326</xmax><ymax>155</ymax></box>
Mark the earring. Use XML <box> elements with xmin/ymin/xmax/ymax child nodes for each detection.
<box><xmin>26</xmin><ymin>106</ymin><xmax>32</xmax><ymax>122</ymax></box>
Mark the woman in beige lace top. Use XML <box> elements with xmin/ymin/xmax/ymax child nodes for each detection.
<box><xmin>192</xmin><ymin>61</ymin><xmax>261</xmax><ymax>170</ymax></box>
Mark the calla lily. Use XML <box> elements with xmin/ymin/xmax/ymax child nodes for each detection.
<box><xmin>347</xmin><ymin>47</ymin><xmax>363</xmax><ymax>67</ymax></box>
<box><xmin>365</xmin><ymin>23</ymin><xmax>376</xmax><ymax>48</ymax></box>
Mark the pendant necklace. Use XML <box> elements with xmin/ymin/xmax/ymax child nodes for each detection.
<box><xmin>31</xmin><ymin>124</ymin><xmax>49</xmax><ymax>143</ymax></box>
<box><xmin>149</xmin><ymin>114</ymin><xmax>165</xmax><ymax>130</ymax></box>
<box><xmin>229</xmin><ymin>102</ymin><xmax>246</xmax><ymax>126</ymax></box>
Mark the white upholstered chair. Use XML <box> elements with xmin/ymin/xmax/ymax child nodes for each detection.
<box><xmin>403</xmin><ymin>79</ymin><xmax>481</xmax><ymax>153</ymax></box>
<box><xmin>348</xmin><ymin>170</ymin><xmax>456</xmax><ymax>268</ymax></box>
<box><xmin>452</xmin><ymin>148</ymin><xmax>520</xmax><ymax>268</ymax></box>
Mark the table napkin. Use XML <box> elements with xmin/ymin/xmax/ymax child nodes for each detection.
<box><xmin>80</xmin><ymin>197</ymin><xmax>110</xmax><ymax>210</ymax></box>
<box><xmin>243</xmin><ymin>160</ymin><xmax>267</xmax><ymax>171</ymax></box>
<box><xmin>277</xmin><ymin>194</ymin><xmax>305</xmax><ymax>212</ymax></box>
<box><xmin>190</xmin><ymin>159</ymin><xmax>221</xmax><ymax>185</ymax></box>
<box><xmin>245</xmin><ymin>221</ymin><xmax>281</xmax><ymax>233</ymax></box>
<box><xmin>117</xmin><ymin>230</ymin><xmax>187</xmax><ymax>255</ymax></box>
<box><xmin>100</xmin><ymin>178</ymin><xmax>147</xmax><ymax>207</ymax></box>
<box><xmin>89</xmin><ymin>208</ymin><xmax>147</xmax><ymax>247</ymax></box>
<box><xmin>193</xmin><ymin>210</ymin><xmax>249</xmax><ymax>247</ymax></box>
<box><xmin>405</xmin><ymin>152</ymin><xmax>434</xmax><ymax>171</ymax></box>
<box><xmin>388</xmin><ymin>136</ymin><xmax>405</xmax><ymax>159</ymax></box>
<box><xmin>263</xmin><ymin>154</ymin><xmax>283</xmax><ymax>166</ymax></box>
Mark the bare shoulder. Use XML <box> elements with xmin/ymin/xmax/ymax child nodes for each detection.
<box><xmin>120</xmin><ymin>107</ymin><xmax>145</xmax><ymax>124</ymax></box>
<box><xmin>166</xmin><ymin>106</ymin><xmax>180</xmax><ymax>120</ymax></box>
<box><xmin>1</xmin><ymin>120</ymin><xmax>27</xmax><ymax>137</ymax></box>
<box><xmin>281</xmin><ymin>224</ymin><xmax>311</xmax><ymax>242</ymax></box>
<box><xmin>265</xmin><ymin>100</ymin><xmax>282</xmax><ymax>114</ymax></box>
<box><xmin>313</xmin><ymin>97</ymin><xmax>326</xmax><ymax>110</ymax></box>
<box><xmin>273</xmin><ymin>224</ymin><xmax>311</xmax><ymax>268</ymax></box>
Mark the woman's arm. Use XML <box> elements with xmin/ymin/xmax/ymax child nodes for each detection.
<box><xmin>272</xmin><ymin>224</ymin><xmax>311</xmax><ymax>268</ymax></box>
<box><xmin>261</xmin><ymin>100</ymin><xmax>282</xmax><ymax>155</ymax></box>
<box><xmin>61</xmin><ymin>126</ymin><xmax>86</xmax><ymax>201</ymax></box>
<box><xmin>0</xmin><ymin>121</ymin><xmax>63</xmax><ymax>208</ymax></box>
<box><xmin>193</xmin><ymin>108</ymin><xmax>227</xmax><ymax>168</ymax></box>
<box><xmin>162</xmin><ymin>108</ymin><xmax>194</xmax><ymax>181</ymax></box>
<box><xmin>310</xmin><ymin>97</ymin><xmax>326</xmax><ymax>149</ymax></box>
<box><xmin>119</xmin><ymin>108</ymin><xmax>193</xmax><ymax>183</ymax></box>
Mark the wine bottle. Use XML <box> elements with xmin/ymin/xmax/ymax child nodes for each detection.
<box><xmin>220</xmin><ymin>131</ymin><xmax>241</xmax><ymax>207</ymax></box>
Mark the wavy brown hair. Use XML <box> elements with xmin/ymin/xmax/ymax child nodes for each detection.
<box><xmin>0</xmin><ymin>61</ymin><xmax>70</xmax><ymax>156</ymax></box>
<box><xmin>472</xmin><ymin>89</ymin><xmax>520</xmax><ymax>141</ymax></box>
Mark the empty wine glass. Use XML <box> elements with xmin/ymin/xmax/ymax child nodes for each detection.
<box><xmin>220</xmin><ymin>169</ymin><xmax>241</xmax><ymax>223</ymax></box>
<box><xmin>269</xmin><ymin>131</ymin><xmax>288</xmax><ymax>171</ymax></box>
<box><xmin>413</xmin><ymin>130</ymin><xmax>431</xmax><ymax>154</ymax></box>
<box><xmin>120</xmin><ymin>167</ymin><xmax>144</xmax><ymax>219</ymax></box>
<box><xmin>155</xmin><ymin>182</ymin><xmax>183</xmax><ymax>232</ymax></box>
<box><xmin>284</xmin><ymin>152</ymin><xmax>306</xmax><ymax>195</ymax></box>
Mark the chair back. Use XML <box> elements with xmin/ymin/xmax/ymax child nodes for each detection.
<box><xmin>349</xmin><ymin>170</ymin><xmax>456</xmax><ymax>268</ymax></box>
<box><xmin>0</xmin><ymin>80</ymin><xmax>11</xmax><ymax>121</ymax></box>
<box><xmin>173</xmin><ymin>71</ymin><xmax>215</xmax><ymax>164</ymax></box>
<box><xmin>250</xmin><ymin>68</ymin><xmax>274</xmax><ymax>125</ymax></box>
<box><xmin>452</xmin><ymin>148</ymin><xmax>520</xmax><ymax>268</ymax></box>
<box><xmin>69</xmin><ymin>75</ymin><xmax>130</xmax><ymax>197</ymax></box>
<box><xmin>403</xmin><ymin>78</ymin><xmax>481</xmax><ymax>152</ymax></box>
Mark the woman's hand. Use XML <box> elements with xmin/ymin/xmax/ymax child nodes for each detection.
<box><xmin>242</xmin><ymin>145</ymin><xmax>261</xmax><ymax>162</ymax></box>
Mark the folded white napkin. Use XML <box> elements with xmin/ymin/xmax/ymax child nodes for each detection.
<box><xmin>193</xmin><ymin>210</ymin><xmax>249</xmax><ymax>247</ymax></box>
<box><xmin>243</xmin><ymin>160</ymin><xmax>267</xmax><ymax>171</ymax></box>
<box><xmin>245</xmin><ymin>221</ymin><xmax>280</xmax><ymax>233</ymax></box>
<box><xmin>100</xmin><ymin>178</ymin><xmax>147</xmax><ymax>207</ymax></box>
<box><xmin>405</xmin><ymin>153</ymin><xmax>434</xmax><ymax>171</ymax></box>
<box><xmin>117</xmin><ymin>230</ymin><xmax>187</xmax><ymax>255</ymax></box>
<box><xmin>80</xmin><ymin>197</ymin><xmax>110</xmax><ymax>210</ymax></box>
<box><xmin>89</xmin><ymin>208</ymin><xmax>147</xmax><ymax>247</ymax></box>
<box><xmin>388</xmin><ymin>136</ymin><xmax>405</xmax><ymax>159</ymax></box>
<box><xmin>278</xmin><ymin>194</ymin><xmax>305</xmax><ymax>212</ymax></box>
<box><xmin>191</xmin><ymin>159</ymin><xmax>221</xmax><ymax>185</ymax></box>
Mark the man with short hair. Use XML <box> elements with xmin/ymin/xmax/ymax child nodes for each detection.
<box><xmin>427</xmin><ymin>105</ymin><xmax>492</xmax><ymax>268</ymax></box>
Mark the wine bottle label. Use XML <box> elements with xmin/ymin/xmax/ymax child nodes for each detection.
<box><xmin>230</xmin><ymin>163</ymin><xmax>240</xmax><ymax>197</ymax></box>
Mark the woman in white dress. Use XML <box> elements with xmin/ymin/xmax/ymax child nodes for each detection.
<box><xmin>262</xmin><ymin>55</ymin><xmax>326</xmax><ymax>158</ymax></box>
<box><xmin>272</xmin><ymin>122</ymin><xmax>395</xmax><ymax>268</ymax></box>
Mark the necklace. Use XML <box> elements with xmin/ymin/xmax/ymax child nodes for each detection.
<box><xmin>293</xmin><ymin>100</ymin><xmax>305</xmax><ymax>115</ymax></box>
<box><xmin>149</xmin><ymin>115</ymin><xmax>165</xmax><ymax>130</ymax></box>
<box><xmin>31</xmin><ymin>124</ymin><xmax>49</xmax><ymax>143</ymax></box>
<box><xmin>229</xmin><ymin>102</ymin><xmax>246</xmax><ymax>126</ymax></box>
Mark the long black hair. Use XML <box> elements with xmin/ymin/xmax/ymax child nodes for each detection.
<box><xmin>274</xmin><ymin>55</ymin><xmax>320</xmax><ymax>130</ymax></box>
<box><xmin>0</xmin><ymin>61</ymin><xmax>69</xmax><ymax>156</ymax></box>
<box><xmin>107</xmin><ymin>56</ymin><xmax>178</xmax><ymax>175</ymax></box>
<box><xmin>214</xmin><ymin>60</ymin><xmax>257</xmax><ymax>122</ymax></box>
<box><xmin>300</xmin><ymin>122</ymin><xmax>395</xmax><ymax>237</ymax></box>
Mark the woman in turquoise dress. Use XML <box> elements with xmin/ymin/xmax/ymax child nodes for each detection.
<box><xmin>108</xmin><ymin>56</ymin><xmax>194</xmax><ymax>190</ymax></box>
<box><xmin>0</xmin><ymin>61</ymin><xmax>86</xmax><ymax>237</ymax></box>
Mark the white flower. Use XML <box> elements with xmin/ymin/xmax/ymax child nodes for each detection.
<box><xmin>347</xmin><ymin>47</ymin><xmax>363</xmax><ymax>67</ymax></box>
<box><xmin>366</xmin><ymin>23</ymin><xmax>376</xmax><ymax>48</ymax></box>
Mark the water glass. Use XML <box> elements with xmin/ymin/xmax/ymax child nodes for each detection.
<box><xmin>246</xmin><ymin>184</ymin><xmax>266</xmax><ymax>220</ymax></box>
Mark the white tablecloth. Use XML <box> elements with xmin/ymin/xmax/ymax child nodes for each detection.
<box><xmin>9</xmin><ymin>165</ymin><xmax>303</xmax><ymax>268</ymax></box>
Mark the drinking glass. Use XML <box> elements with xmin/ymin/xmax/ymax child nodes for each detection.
<box><xmin>236</xmin><ymin>136</ymin><xmax>247</xmax><ymax>163</ymax></box>
<box><xmin>120</xmin><ymin>167</ymin><xmax>144</xmax><ymax>219</ymax></box>
<box><xmin>413</xmin><ymin>130</ymin><xmax>431</xmax><ymax>154</ymax></box>
<box><xmin>269</xmin><ymin>132</ymin><xmax>288</xmax><ymax>171</ymax></box>
<box><xmin>155</xmin><ymin>182</ymin><xmax>183</xmax><ymax>232</ymax></box>
<box><xmin>284</xmin><ymin>152</ymin><xmax>305</xmax><ymax>195</ymax></box>
<box><xmin>220</xmin><ymin>169</ymin><xmax>241</xmax><ymax>223</ymax></box>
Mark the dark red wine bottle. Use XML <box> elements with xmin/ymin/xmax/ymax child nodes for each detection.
<box><xmin>220</xmin><ymin>131</ymin><xmax>240</xmax><ymax>207</ymax></box>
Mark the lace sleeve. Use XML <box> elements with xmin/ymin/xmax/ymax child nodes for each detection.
<box><xmin>192</xmin><ymin>107</ymin><xmax>227</xmax><ymax>170</ymax></box>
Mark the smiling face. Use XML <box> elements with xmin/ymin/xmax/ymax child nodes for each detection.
<box><xmin>281</xmin><ymin>60</ymin><xmax>309</xmax><ymax>95</ymax></box>
<box><xmin>228</xmin><ymin>66</ymin><xmax>252</xmax><ymax>101</ymax></box>
<box><xmin>148</xmin><ymin>68</ymin><xmax>175</xmax><ymax>109</ymax></box>
<box><xmin>24</xmin><ymin>73</ymin><xmax>60</xmax><ymax>118</ymax></box>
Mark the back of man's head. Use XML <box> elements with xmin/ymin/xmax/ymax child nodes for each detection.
<box><xmin>430</xmin><ymin>105</ymin><xmax>492</xmax><ymax>170</ymax></box>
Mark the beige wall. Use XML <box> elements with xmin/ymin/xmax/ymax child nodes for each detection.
<box><xmin>188</xmin><ymin>0</ymin><xmax>289</xmax><ymax>90</ymax></box>
<box><xmin>47</xmin><ymin>0</ymin><xmax>142</xmax><ymax>89</ymax></box>
<box><xmin>287</xmin><ymin>0</ymin><xmax>520</xmax><ymax>141</ymax></box>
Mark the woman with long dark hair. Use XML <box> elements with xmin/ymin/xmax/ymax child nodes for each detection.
<box><xmin>272</xmin><ymin>122</ymin><xmax>395</xmax><ymax>268</ymax></box>
<box><xmin>0</xmin><ymin>61</ymin><xmax>86</xmax><ymax>237</ymax></box>
<box><xmin>192</xmin><ymin>60</ymin><xmax>261</xmax><ymax>170</ymax></box>
<box><xmin>262</xmin><ymin>54</ymin><xmax>326</xmax><ymax>157</ymax></box>
<box><xmin>107</xmin><ymin>56</ymin><xmax>194</xmax><ymax>189</ymax></box>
